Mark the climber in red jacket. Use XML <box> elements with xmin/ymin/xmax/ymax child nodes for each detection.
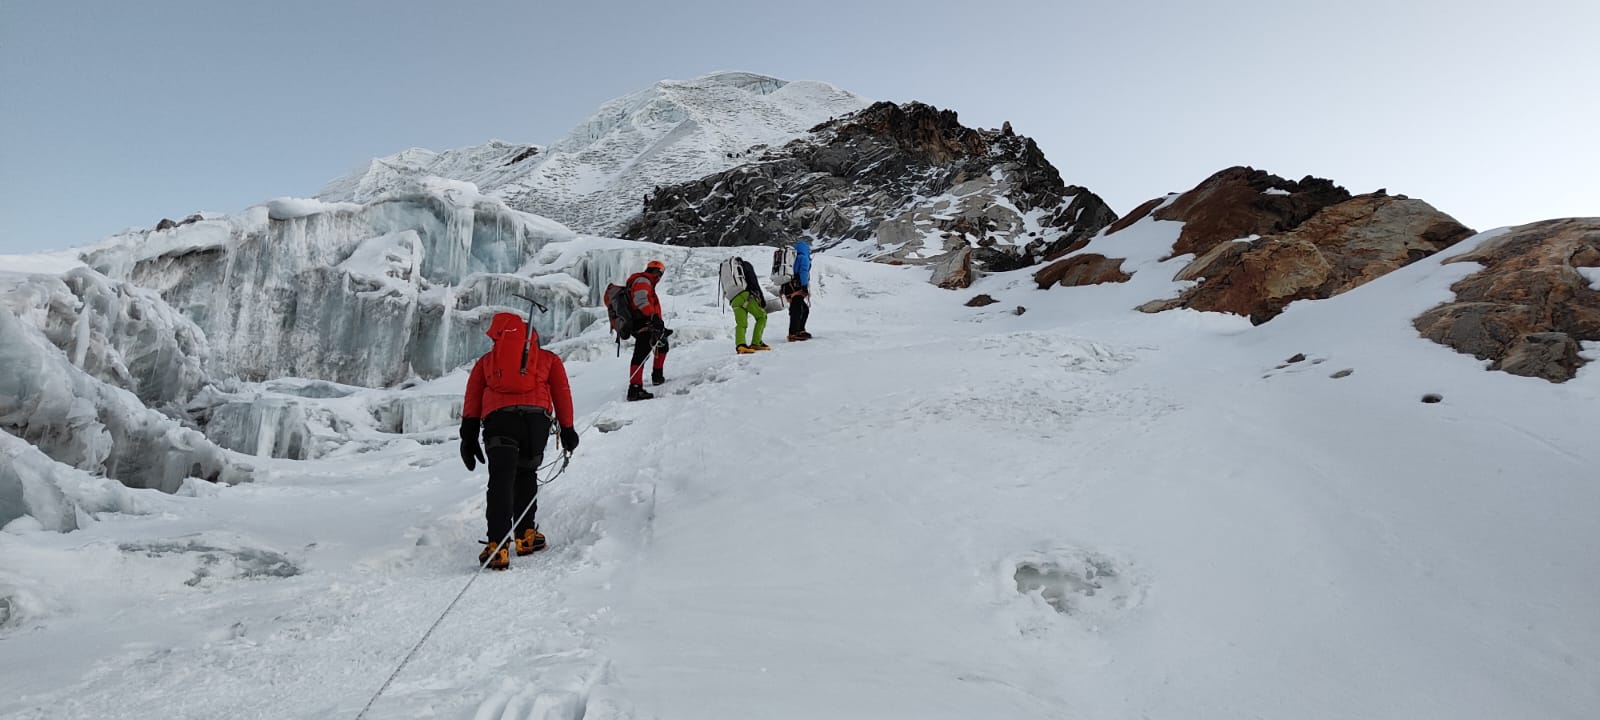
<box><xmin>624</xmin><ymin>259</ymin><xmax>671</xmax><ymax>401</ymax></box>
<box><xmin>460</xmin><ymin>312</ymin><xmax>579</xmax><ymax>570</ymax></box>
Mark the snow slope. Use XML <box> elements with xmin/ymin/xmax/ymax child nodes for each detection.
<box><xmin>2</xmin><ymin>231</ymin><xmax>1597</xmax><ymax>719</ymax></box>
<box><xmin>320</xmin><ymin>71</ymin><xmax>872</xmax><ymax>236</ymax></box>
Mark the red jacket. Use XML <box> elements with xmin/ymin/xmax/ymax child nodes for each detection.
<box><xmin>463</xmin><ymin>313</ymin><xmax>574</xmax><ymax>427</ymax></box>
<box><xmin>627</xmin><ymin>271</ymin><xmax>662</xmax><ymax>319</ymax></box>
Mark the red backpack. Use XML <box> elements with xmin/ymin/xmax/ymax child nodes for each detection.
<box><xmin>483</xmin><ymin>313</ymin><xmax>546</xmax><ymax>394</ymax></box>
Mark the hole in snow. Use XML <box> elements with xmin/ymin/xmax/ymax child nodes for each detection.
<box><xmin>1012</xmin><ymin>549</ymin><xmax>1137</xmax><ymax>620</ymax></box>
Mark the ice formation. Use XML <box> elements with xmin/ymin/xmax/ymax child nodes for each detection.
<box><xmin>2</xmin><ymin>177</ymin><xmax>704</xmax><ymax>504</ymax></box>
<box><xmin>85</xmin><ymin>182</ymin><xmax>578</xmax><ymax>386</ymax></box>
<box><xmin>0</xmin><ymin>288</ymin><xmax>250</xmax><ymax>496</ymax></box>
<box><xmin>0</xmin><ymin>431</ymin><xmax>145</xmax><ymax>532</ymax></box>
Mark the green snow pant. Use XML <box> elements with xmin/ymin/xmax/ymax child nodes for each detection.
<box><xmin>732</xmin><ymin>291</ymin><xmax>767</xmax><ymax>346</ymax></box>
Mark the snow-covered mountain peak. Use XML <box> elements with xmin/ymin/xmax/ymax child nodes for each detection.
<box><xmin>320</xmin><ymin>71</ymin><xmax>871</xmax><ymax>235</ymax></box>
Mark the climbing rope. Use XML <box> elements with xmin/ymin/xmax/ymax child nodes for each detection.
<box><xmin>354</xmin><ymin>416</ymin><xmax>598</xmax><ymax>718</ymax></box>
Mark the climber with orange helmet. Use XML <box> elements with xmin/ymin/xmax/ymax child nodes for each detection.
<box><xmin>624</xmin><ymin>259</ymin><xmax>671</xmax><ymax>401</ymax></box>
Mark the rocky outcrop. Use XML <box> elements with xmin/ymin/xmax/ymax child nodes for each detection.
<box><xmin>1154</xmin><ymin>166</ymin><xmax>1352</xmax><ymax>260</ymax></box>
<box><xmin>1042</xmin><ymin>166</ymin><xmax>1354</xmax><ymax>292</ymax></box>
<box><xmin>1414</xmin><ymin>218</ymin><xmax>1600</xmax><ymax>382</ymax></box>
<box><xmin>621</xmin><ymin>101</ymin><xmax>1117</xmax><ymax>279</ymax></box>
<box><xmin>930</xmin><ymin>247</ymin><xmax>974</xmax><ymax>289</ymax></box>
<box><xmin>1140</xmin><ymin>193</ymin><xmax>1474</xmax><ymax>322</ymax></box>
<box><xmin>1035</xmin><ymin>254</ymin><xmax>1132</xmax><ymax>289</ymax></box>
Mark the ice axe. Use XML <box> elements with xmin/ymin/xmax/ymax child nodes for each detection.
<box><xmin>511</xmin><ymin>293</ymin><xmax>547</xmax><ymax>375</ymax></box>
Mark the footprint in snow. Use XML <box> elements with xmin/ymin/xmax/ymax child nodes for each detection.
<box><xmin>468</xmin><ymin>655</ymin><xmax>628</xmax><ymax>720</ymax></box>
<box><xmin>1262</xmin><ymin>351</ymin><xmax>1334</xmax><ymax>378</ymax></box>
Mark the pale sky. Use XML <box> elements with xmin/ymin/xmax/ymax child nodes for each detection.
<box><xmin>2</xmin><ymin>0</ymin><xmax>1596</xmax><ymax>254</ymax></box>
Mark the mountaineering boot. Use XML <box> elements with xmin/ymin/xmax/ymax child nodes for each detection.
<box><xmin>798</xmin><ymin>331</ymin><xmax>812</xmax><ymax>339</ymax></box>
<box><xmin>516</xmin><ymin>527</ymin><xmax>547</xmax><ymax>555</ymax></box>
<box><xmin>736</xmin><ymin>344</ymin><xmax>757</xmax><ymax>354</ymax></box>
<box><xmin>651</xmin><ymin>369</ymin><xmax>666</xmax><ymax>386</ymax></box>
<box><xmin>750</xmin><ymin>343</ymin><xmax>771</xmax><ymax>351</ymax></box>
<box><xmin>787</xmin><ymin>334</ymin><xmax>803</xmax><ymax>342</ymax></box>
<box><xmin>478</xmin><ymin>540</ymin><xmax>511</xmax><ymax>570</ymax></box>
<box><xmin>627</xmin><ymin>384</ymin><xmax>654</xmax><ymax>401</ymax></box>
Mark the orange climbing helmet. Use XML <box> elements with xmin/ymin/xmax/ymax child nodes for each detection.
<box><xmin>646</xmin><ymin>259</ymin><xmax>666</xmax><ymax>273</ymax></box>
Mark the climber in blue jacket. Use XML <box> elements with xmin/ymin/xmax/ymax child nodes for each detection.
<box><xmin>784</xmin><ymin>240</ymin><xmax>812</xmax><ymax>341</ymax></box>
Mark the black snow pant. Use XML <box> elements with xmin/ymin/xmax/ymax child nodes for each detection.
<box><xmin>628</xmin><ymin>327</ymin><xmax>668</xmax><ymax>385</ymax></box>
<box><xmin>482</xmin><ymin>406</ymin><xmax>552</xmax><ymax>543</ymax></box>
<box><xmin>788</xmin><ymin>294</ymin><xmax>810</xmax><ymax>335</ymax></box>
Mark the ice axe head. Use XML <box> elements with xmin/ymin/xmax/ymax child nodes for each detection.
<box><xmin>510</xmin><ymin>293</ymin><xmax>547</xmax><ymax>374</ymax></box>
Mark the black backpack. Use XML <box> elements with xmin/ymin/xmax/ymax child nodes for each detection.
<box><xmin>604</xmin><ymin>283</ymin><xmax>638</xmax><ymax>341</ymax></box>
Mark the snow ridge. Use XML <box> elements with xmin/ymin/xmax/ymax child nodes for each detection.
<box><xmin>320</xmin><ymin>71</ymin><xmax>872</xmax><ymax>236</ymax></box>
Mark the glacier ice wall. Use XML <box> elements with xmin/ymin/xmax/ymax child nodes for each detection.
<box><xmin>204</xmin><ymin>396</ymin><xmax>316</xmax><ymax>460</ymax></box>
<box><xmin>0</xmin><ymin>298</ymin><xmax>250</xmax><ymax>493</ymax></box>
<box><xmin>0</xmin><ymin>430</ymin><xmax>144</xmax><ymax>532</ymax></box>
<box><xmin>85</xmin><ymin>184</ymin><xmax>577</xmax><ymax>387</ymax></box>
<box><xmin>6</xmin><ymin>176</ymin><xmax>757</xmax><ymax>500</ymax></box>
<box><xmin>371</xmin><ymin>392</ymin><xmax>461</xmax><ymax>435</ymax></box>
<box><xmin>3</xmin><ymin>267</ymin><xmax>211</xmax><ymax>411</ymax></box>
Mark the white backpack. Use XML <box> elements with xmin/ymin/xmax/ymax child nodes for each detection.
<box><xmin>770</xmin><ymin>245</ymin><xmax>798</xmax><ymax>285</ymax></box>
<box><xmin>717</xmin><ymin>257</ymin><xmax>749</xmax><ymax>302</ymax></box>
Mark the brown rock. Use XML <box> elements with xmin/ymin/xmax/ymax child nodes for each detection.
<box><xmin>1154</xmin><ymin>166</ymin><xmax>1352</xmax><ymax>260</ymax></box>
<box><xmin>1414</xmin><ymin>218</ymin><xmax>1600</xmax><ymax>382</ymax></box>
<box><xmin>1151</xmin><ymin>194</ymin><xmax>1473</xmax><ymax>323</ymax></box>
<box><xmin>930</xmin><ymin>246</ymin><xmax>974</xmax><ymax>289</ymax></box>
<box><xmin>1136</xmin><ymin>297</ymin><xmax>1183</xmax><ymax>314</ymax></box>
<box><xmin>1034</xmin><ymin>253</ymin><xmax>1131</xmax><ymax>289</ymax></box>
<box><xmin>965</xmin><ymin>293</ymin><xmax>999</xmax><ymax>307</ymax></box>
<box><xmin>1499</xmin><ymin>333</ymin><xmax>1583</xmax><ymax>382</ymax></box>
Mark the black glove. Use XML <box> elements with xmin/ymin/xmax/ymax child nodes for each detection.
<box><xmin>649</xmin><ymin>315</ymin><xmax>666</xmax><ymax>333</ymax></box>
<box><xmin>459</xmin><ymin>418</ymin><xmax>485</xmax><ymax>470</ymax></box>
<box><xmin>559</xmin><ymin>426</ymin><xmax>580</xmax><ymax>453</ymax></box>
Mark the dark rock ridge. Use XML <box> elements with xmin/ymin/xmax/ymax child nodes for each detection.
<box><xmin>1414</xmin><ymin>218</ymin><xmax>1600</xmax><ymax>382</ymax></box>
<box><xmin>621</xmin><ymin>101</ymin><xmax>1118</xmax><ymax>282</ymax></box>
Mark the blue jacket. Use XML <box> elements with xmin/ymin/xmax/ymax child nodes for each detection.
<box><xmin>794</xmin><ymin>240</ymin><xmax>811</xmax><ymax>287</ymax></box>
